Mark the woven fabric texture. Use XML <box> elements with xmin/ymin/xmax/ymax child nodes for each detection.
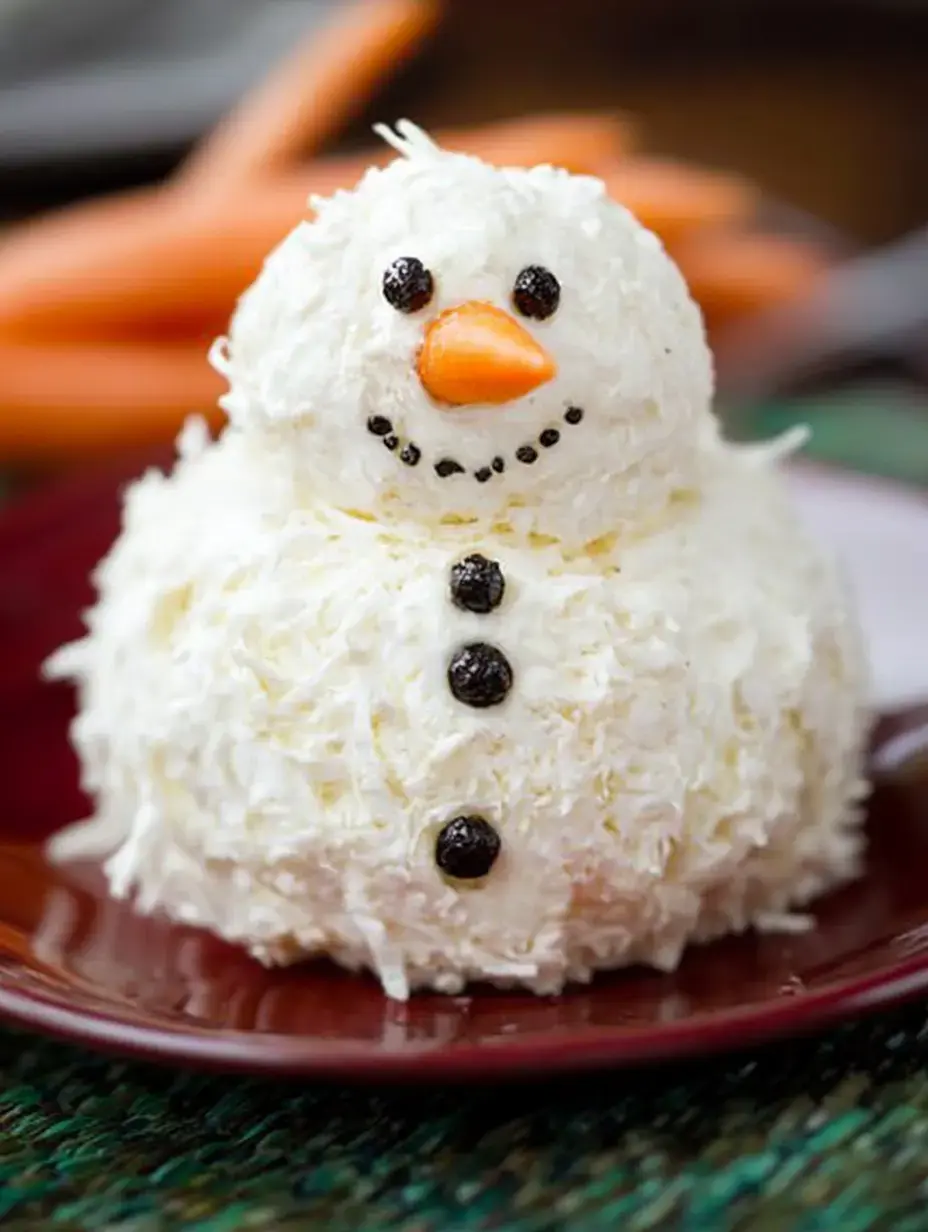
<box><xmin>2</xmin><ymin>1005</ymin><xmax>928</xmax><ymax>1231</ymax></box>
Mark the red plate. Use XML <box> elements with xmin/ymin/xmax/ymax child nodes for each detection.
<box><xmin>1</xmin><ymin>453</ymin><xmax>927</xmax><ymax>1080</ymax></box>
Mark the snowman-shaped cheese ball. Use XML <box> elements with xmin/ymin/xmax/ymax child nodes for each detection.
<box><xmin>47</xmin><ymin>122</ymin><xmax>870</xmax><ymax>1000</ymax></box>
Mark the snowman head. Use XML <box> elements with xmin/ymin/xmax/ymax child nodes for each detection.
<box><xmin>217</xmin><ymin>122</ymin><xmax>715</xmax><ymax>548</ymax></box>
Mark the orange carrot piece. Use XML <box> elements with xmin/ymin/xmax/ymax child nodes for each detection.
<box><xmin>0</xmin><ymin>190</ymin><xmax>176</xmax><ymax>337</ymax></box>
<box><xmin>433</xmin><ymin>112</ymin><xmax>633</xmax><ymax>172</ymax></box>
<box><xmin>600</xmin><ymin>158</ymin><xmax>757</xmax><ymax>243</ymax></box>
<box><xmin>0</xmin><ymin>341</ymin><xmax>225</xmax><ymax>463</ymax></box>
<box><xmin>0</xmin><ymin>179</ymin><xmax>328</xmax><ymax>340</ymax></box>
<box><xmin>670</xmin><ymin>231</ymin><xmax>828</xmax><ymax>317</ymax></box>
<box><xmin>178</xmin><ymin>0</ymin><xmax>442</xmax><ymax>193</ymax></box>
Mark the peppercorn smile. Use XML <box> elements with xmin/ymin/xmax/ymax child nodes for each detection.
<box><xmin>364</xmin><ymin>405</ymin><xmax>586</xmax><ymax>483</ymax></box>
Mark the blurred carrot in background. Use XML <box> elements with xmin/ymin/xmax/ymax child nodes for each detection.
<box><xmin>178</xmin><ymin>0</ymin><xmax>443</xmax><ymax>193</ymax></box>
<box><xmin>0</xmin><ymin>342</ymin><xmax>226</xmax><ymax>462</ymax></box>
<box><xmin>669</xmin><ymin>231</ymin><xmax>830</xmax><ymax>338</ymax></box>
<box><xmin>599</xmin><ymin>159</ymin><xmax>758</xmax><ymax>245</ymax></box>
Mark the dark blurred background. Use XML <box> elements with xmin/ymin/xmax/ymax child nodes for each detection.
<box><xmin>2</xmin><ymin>0</ymin><xmax>925</xmax><ymax>242</ymax></box>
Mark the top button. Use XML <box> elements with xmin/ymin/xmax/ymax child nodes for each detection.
<box><xmin>450</xmin><ymin>554</ymin><xmax>505</xmax><ymax>614</ymax></box>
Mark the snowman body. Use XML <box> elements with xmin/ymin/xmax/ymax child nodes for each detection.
<box><xmin>49</xmin><ymin>125</ymin><xmax>869</xmax><ymax>999</ymax></box>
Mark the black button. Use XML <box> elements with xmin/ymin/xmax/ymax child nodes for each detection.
<box><xmin>447</xmin><ymin>642</ymin><xmax>513</xmax><ymax>708</ymax></box>
<box><xmin>435</xmin><ymin>815</ymin><xmax>501</xmax><ymax>880</ymax></box>
<box><xmin>450</xmin><ymin>554</ymin><xmax>505</xmax><ymax>615</ymax></box>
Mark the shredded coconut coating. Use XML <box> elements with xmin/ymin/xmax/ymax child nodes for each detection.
<box><xmin>46</xmin><ymin>125</ymin><xmax>870</xmax><ymax>1000</ymax></box>
<box><xmin>212</xmin><ymin>122</ymin><xmax>711</xmax><ymax>549</ymax></box>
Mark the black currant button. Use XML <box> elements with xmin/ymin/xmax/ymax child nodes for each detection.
<box><xmin>491</xmin><ymin>456</ymin><xmax>505</xmax><ymax>473</ymax></box>
<box><xmin>383</xmin><ymin>434</ymin><xmax>399</xmax><ymax>451</ymax></box>
<box><xmin>450</xmin><ymin>554</ymin><xmax>505</xmax><ymax>615</ymax></box>
<box><xmin>436</xmin><ymin>815</ymin><xmax>501</xmax><ymax>881</ymax></box>
<box><xmin>435</xmin><ymin>458</ymin><xmax>465</xmax><ymax>478</ymax></box>
<box><xmin>383</xmin><ymin>257</ymin><xmax>434</xmax><ymax>314</ymax></box>
<box><xmin>474</xmin><ymin>467</ymin><xmax>492</xmax><ymax>484</ymax></box>
<box><xmin>447</xmin><ymin>642</ymin><xmax>513</xmax><ymax>708</ymax></box>
<box><xmin>513</xmin><ymin>265</ymin><xmax>560</xmax><ymax>321</ymax></box>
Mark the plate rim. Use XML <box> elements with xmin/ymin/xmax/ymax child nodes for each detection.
<box><xmin>3</xmin><ymin>937</ymin><xmax>928</xmax><ymax>1080</ymax></box>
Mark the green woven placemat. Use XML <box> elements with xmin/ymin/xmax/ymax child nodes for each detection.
<box><xmin>3</xmin><ymin>1005</ymin><xmax>928</xmax><ymax>1231</ymax></box>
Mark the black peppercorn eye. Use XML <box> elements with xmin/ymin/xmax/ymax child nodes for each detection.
<box><xmin>513</xmin><ymin>265</ymin><xmax>560</xmax><ymax>321</ymax></box>
<box><xmin>383</xmin><ymin>256</ymin><xmax>434</xmax><ymax>314</ymax></box>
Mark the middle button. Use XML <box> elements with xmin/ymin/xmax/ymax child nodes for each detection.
<box><xmin>447</xmin><ymin>642</ymin><xmax>513</xmax><ymax>708</ymax></box>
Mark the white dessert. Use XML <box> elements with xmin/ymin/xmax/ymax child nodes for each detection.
<box><xmin>46</xmin><ymin>122</ymin><xmax>870</xmax><ymax>1000</ymax></box>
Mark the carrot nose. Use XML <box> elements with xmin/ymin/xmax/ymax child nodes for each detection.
<box><xmin>418</xmin><ymin>302</ymin><xmax>557</xmax><ymax>407</ymax></box>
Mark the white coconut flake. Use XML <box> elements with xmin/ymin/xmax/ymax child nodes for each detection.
<box><xmin>372</xmin><ymin>118</ymin><xmax>441</xmax><ymax>160</ymax></box>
